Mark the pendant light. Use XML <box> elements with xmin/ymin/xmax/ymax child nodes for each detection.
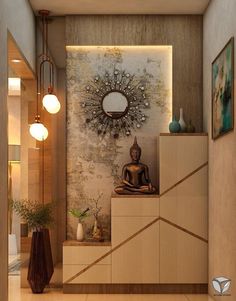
<box><xmin>29</xmin><ymin>115</ymin><xmax>48</xmax><ymax>141</ymax></box>
<box><xmin>29</xmin><ymin>82</ymin><xmax>49</xmax><ymax>141</ymax></box>
<box><xmin>39</xmin><ymin>10</ymin><xmax>60</xmax><ymax>114</ymax></box>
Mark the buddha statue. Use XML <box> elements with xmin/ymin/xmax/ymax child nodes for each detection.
<box><xmin>115</xmin><ymin>137</ymin><xmax>157</xmax><ymax>195</ymax></box>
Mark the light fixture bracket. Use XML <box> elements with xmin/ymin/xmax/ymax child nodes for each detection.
<box><xmin>38</xmin><ymin>10</ymin><xmax>50</xmax><ymax>17</ymax></box>
<box><xmin>34</xmin><ymin>115</ymin><xmax>40</xmax><ymax>123</ymax></box>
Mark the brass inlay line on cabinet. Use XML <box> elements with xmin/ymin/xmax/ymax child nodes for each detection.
<box><xmin>159</xmin><ymin>162</ymin><xmax>208</xmax><ymax>197</ymax></box>
<box><xmin>65</xmin><ymin>217</ymin><xmax>160</xmax><ymax>284</ymax></box>
<box><xmin>160</xmin><ymin>217</ymin><xmax>208</xmax><ymax>243</ymax></box>
<box><xmin>65</xmin><ymin>161</ymin><xmax>208</xmax><ymax>284</ymax></box>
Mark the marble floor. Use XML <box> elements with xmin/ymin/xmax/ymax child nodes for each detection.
<box><xmin>8</xmin><ymin>254</ymin><xmax>20</xmax><ymax>265</ymax></box>
<box><xmin>9</xmin><ymin>276</ymin><xmax>215</xmax><ymax>301</ymax></box>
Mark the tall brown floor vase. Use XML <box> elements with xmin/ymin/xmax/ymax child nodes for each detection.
<box><xmin>27</xmin><ymin>228</ymin><xmax>54</xmax><ymax>293</ymax></box>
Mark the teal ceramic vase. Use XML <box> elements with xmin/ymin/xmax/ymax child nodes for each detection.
<box><xmin>169</xmin><ymin>116</ymin><xmax>181</xmax><ymax>133</ymax></box>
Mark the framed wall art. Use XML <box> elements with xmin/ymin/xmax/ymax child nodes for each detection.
<box><xmin>212</xmin><ymin>37</ymin><xmax>234</xmax><ymax>140</ymax></box>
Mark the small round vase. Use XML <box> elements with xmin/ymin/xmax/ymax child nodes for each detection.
<box><xmin>76</xmin><ymin>222</ymin><xmax>84</xmax><ymax>241</ymax></box>
<box><xmin>169</xmin><ymin>116</ymin><xmax>181</xmax><ymax>133</ymax></box>
<box><xmin>179</xmin><ymin>108</ymin><xmax>186</xmax><ymax>132</ymax></box>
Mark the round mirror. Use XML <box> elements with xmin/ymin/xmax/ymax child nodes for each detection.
<box><xmin>102</xmin><ymin>91</ymin><xmax>129</xmax><ymax>119</ymax></box>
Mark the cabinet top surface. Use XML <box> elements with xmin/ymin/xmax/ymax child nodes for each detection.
<box><xmin>111</xmin><ymin>192</ymin><xmax>160</xmax><ymax>198</ymax></box>
<box><xmin>160</xmin><ymin>133</ymin><xmax>208</xmax><ymax>136</ymax></box>
<box><xmin>63</xmin><ymin>240</ymin><xmax>111</xmax><ymax>246</ymax></box>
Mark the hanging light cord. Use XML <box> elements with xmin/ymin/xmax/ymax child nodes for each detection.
<box><xmin>38</xmin><ymin>11</ymin><xmax>55</xmax><ymax>94</ymax></box>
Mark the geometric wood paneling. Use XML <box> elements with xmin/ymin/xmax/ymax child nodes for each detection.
<box><xmin>63</xmin><ymin>244</ymin><xmax>112</xmax><ymax>284</ymax></box>
<box><xmin>63</xmin><ymin>264</ymin><xmax>111</xmax><ymax>284</ymax></box>
<box><xmin>28</xmin><ymin>148</ymin><xmax>40</xmax><ymax>201</ymax></box>
<box><xmin>160</xmin><ymin>134</ymin><xmax>208</xmax><ymax>193</ymax></box>
<box><xmin>160</xmin><ymin>221</ymin><xmax>208</xmax><ymax>283</ymax></box>
<box><xmin>159</xmin><ymin>135</ymin><xmax>208</xmax><ymax>284</ymax></box>
<box><xmin>63</xmin><ymin>246</ymin><xmax>111</xmax><ymax>265</ymax></box>
<box><xmin>111</xmin><ymin>196</ymin><xmax>159</xmax><ymax>217</ymax></box>
<box><xmin>112</xmin><ymin>217</ymin><xmax>159</xmax><ymax>283</ymax></box>
<box><xmin>62</xmin><ymin>135</ymin><xmax>208</xmax><ymax>289</ymax></box>
<box><xmin>160</xmin><ymin>166</ymin><xmax>208</xmax><ymax>239</ymax></box>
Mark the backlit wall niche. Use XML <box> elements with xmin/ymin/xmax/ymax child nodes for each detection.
<box><xmin>66</xmin><ymin>46</ymin><xmax>172</xmax><ymax>240</ymax></box>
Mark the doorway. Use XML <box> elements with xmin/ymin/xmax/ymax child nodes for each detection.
<box><xmin>7</xmin><ymin>32</ymin><xmax>39</xmax><ymax>295</ymax></box>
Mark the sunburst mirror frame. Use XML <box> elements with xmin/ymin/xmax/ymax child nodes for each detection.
<box><xmin>81</xmin><ymin>69</ymin><xmax>150</xmax><ymax>139</ymax></box>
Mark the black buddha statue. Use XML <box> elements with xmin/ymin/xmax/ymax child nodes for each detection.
<box><xmin>115</xmin><ymin>137</ymin><xmax>157</xmax><ymax>195</ymax></box>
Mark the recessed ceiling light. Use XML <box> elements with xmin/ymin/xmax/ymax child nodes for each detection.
<box><xmin>11</xmin><ymin>59</ymin><xmax>21</xmax><ymax>63</ymax></box>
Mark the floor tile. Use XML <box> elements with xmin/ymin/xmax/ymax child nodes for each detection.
<box><xmin>87</xmin><ymin>295</ymin><xmax>188</xmax><ymax>301</ymax></box>
<box><xmin>185</xmin><ymin>295</ymin><xmax>215</xmax><ymax>301</ymax></box>
<box><xmin>8</xmin><ymin>276</ymin><xmax>214</xmax><ymax>301</ymax></box>
<box><xmin>87</xmin><ymin>294</ymin><xmax>137</xmax><ymax>301</ymax></box>
<box><xmin>129</xmin><ymin>294</ymin><xmax>188</xmax><ymax>301</ymax></box>
<box><xmin>8</xmin><ymin>276</ymin><xmax>87</xmax><ymax>301</ymax></box>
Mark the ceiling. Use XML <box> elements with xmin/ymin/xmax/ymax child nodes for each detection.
<box><xmin>29</xmin><ymin>0</ymin><xmax>211</xmax><ymax>15</ymax></box>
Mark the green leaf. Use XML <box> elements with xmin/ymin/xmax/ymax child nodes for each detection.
<box><xmin>12</xmin><ymin>199</ymin><xmax>54</xmax><ymax>231</ymax></box>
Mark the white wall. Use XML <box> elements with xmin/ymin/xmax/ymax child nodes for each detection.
<box><xmin>4</xmin><ymin>0</ymin><xmax>36</xmax><ymax>70</ymax></box>
<box><xmin>0</xmin><ymin>1</ymin><xmax>35</xmax><ymax>299</ymax></box>
<box><xmin>203</xmin><ymin>0</ymin><xmax>236</xmax><ymax>300</ymax></box>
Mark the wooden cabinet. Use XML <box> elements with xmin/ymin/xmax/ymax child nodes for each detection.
<box><xmin>111</xmin><ymin>196</ymin><xmax>159</xmax><ymax>283</ymax></box>
<box><xmin>63</xmin><ymin>242</ymin><xmax>111</xmax><ymax>284</ymax></box>
<box><xmin>159</xmin><ymin>134</ymin><xmax>208</xmax><ymax>283</ymax></box>
<box><xmin>63</xmin><ymin>134</ymin><xmax>208</xmax><ymax>290</ymax></box>
<box><xmin>159</xmin><ymin>221</ymin><xmax>208</xmax><ymax>283</ymax></box>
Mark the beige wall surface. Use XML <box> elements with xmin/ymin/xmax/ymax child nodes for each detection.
<box><xmin>66</xmin><ymin>15</ymin><xmax>203</xmax><ymax>242</ymax></box>
<box><xmin>203</xmin><ymin>0</ymin><xmax>236</xmax><ymax>300</ymax></box>
<box><xmin>0</xmin><ymin>1</ymin><xmax>35</xmax><ymax>299</ymax></box>
<box><xmin>66</xmin><ymin>46</ymin><xmax>172</xmax><ymax>240</ymax></box>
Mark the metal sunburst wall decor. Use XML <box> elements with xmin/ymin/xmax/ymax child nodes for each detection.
<box><xmin>81</xmin><ymin>69</ymin><xmax>150</xmax><ymax>139</ymax></box>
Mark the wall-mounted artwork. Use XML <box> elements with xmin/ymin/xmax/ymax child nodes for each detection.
<box><xmin>66</xmin><ymin>46</ymin><xmax>172</xmax><ymax>240</ymax></box>
<box><xmin>82</xmin><ymin>69</ymin><xmax>150</xmax><ymax>139</ymax></box>
<box><xmin>212</xmin><ymin>38</ymin><xmax>234</xmax><ymax>140</ymax></box>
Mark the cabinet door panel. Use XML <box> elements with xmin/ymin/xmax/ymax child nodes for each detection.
<box><xmin>63</xmin><ymin>246</ymin><xmax>111</xmax><ymax>265</ymax></box>
<box><xmin>112</xmin><ymin>217</ymin><xmax>159</xmax><ymax>283</ymax></box>
<box><xmin>160</xmin><ymin>136</ymin><xmax>208</xmax><ymax>193</ymax></box>
<box><xmin>63</xmin><ymin>264</ymin><xmax>111</xmax><ymax>284</ymax></box>
<box><xmin>160</xmin><ymin>221</ymin><xmax>207</xmax><ymax>283</ymax></box>
<box><xmin>111</xmin><ymin>197</ymin><xmax>159</xmax><ymax>217</ymax></box>
<box><xmin>160</xmin><ymin>167</ymin><xmax>208</xmax><ymax>240</ymax></box>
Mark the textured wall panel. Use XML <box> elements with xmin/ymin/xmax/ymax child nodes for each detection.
<box><xmin>66</xmin><ymin>15</ymin><xmax>203</xmax><ymax>130</ymax></box>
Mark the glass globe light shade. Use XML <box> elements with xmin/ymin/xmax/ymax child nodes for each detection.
<box><xmin>29</xmin><ymin>122</ymin><xmax>48</xmax><ymax>141</ymax></box>
<box><xmin>42</xmin><ymin>93</ymin><xmax>61</xmax><ymax>114</ymax></box>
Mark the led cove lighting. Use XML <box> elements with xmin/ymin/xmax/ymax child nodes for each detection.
<box><xmin>66</xmin><ymin>45</ymin><xmax>172</xmax><ymax>50</ymax></box>
<box><xmin>11</xmin><ymin>59</ymin><xmax>21</xmax><ymax>63</ymax></box>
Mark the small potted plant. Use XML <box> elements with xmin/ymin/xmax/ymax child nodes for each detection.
<box><xmin>12</xmin><ymin>199</ymin><xmax>54</xmax><ymax>294</ymax></box>
<box><xmin>68</xmin><ymin>207</ymin><xmax>89</xmax><ymax>241</ymax></box>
